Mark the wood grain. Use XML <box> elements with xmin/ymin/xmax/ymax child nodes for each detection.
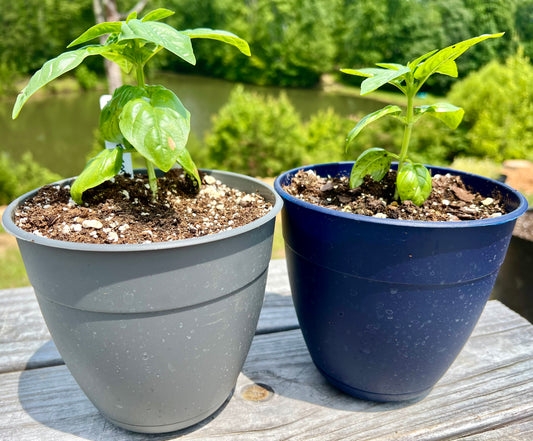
<box><xmin>0</xmin><ymin>300</ymin><xmax>532</xmax><ymax>440</ymax></box>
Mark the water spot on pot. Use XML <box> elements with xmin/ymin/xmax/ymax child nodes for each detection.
<box><xmin>124</xmin><ymin>292</ymin><xmax>134</xmax><ymax>304</ymax></box>
<box><xmin>241</xmin><ymin>383</ymin><xmax>274</xmax><ymax>402</ymax></box>
<box><xmin>119</xmin><ymin>320</ymin><xmax>127</xmax><ymax>329</ymax></box>
<box><xmin>142</xmin><ymin>352</ymin><xmax>149</xmax><ymax>360</ymax></box>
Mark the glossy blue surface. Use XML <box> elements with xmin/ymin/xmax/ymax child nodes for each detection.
<box><xmin>275</xmin><ymin>162</ymin><xmax>528</xmax><ymax>401</ymax></box>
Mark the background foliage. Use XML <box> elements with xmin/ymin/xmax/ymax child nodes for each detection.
<box><xmin>0</xmin><ymin>0</ymin><xmax>531</xmax><ymax>180</ymax></box>
<box><xmin>0</xmin><ymin>153</ymin><xmax>62</xmax><ymax>204</ymax></box>
<box><xmin>449</xmin><ymin>50</ymin><xmax>533</xmax><ymax>162</ymax></box>
<box><xmin>1</xmin><ymin>0</ymin><xmax>532</xmax><ymax>92</ymax></box>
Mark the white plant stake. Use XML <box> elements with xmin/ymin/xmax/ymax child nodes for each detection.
<box><xmin>99</xmin><ymin>95</ymin><xmax>133</xmax><ymax>176</ymax></box>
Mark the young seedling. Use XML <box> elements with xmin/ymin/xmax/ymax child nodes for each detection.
<box><xmin>12</xmin><ymin>8</ymin><xmax>250</xmax><ymax>204</ymax></box>
<box><xmin>341</xmin><ymin>33</ymin><xmax>503</xmax><ymax>206</ymax></box>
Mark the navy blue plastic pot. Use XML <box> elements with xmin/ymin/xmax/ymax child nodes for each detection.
<box><xmin>274</xmin><ymin>162</ymin><xmax>528</xmax><ymax>402</ymax></box>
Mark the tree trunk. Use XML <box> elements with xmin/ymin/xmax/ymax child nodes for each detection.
<box><xmin>93</xmin><ymin>0</ymin><xmax>122</xmax><ymax>93</ymax></box>
<box><xmin>93</xmin><ymin>0</ymin><xmax>150</xmax><ymax>93</ymax></box>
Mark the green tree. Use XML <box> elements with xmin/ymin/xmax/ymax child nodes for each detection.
<box><xmin>0</xmin><ymin>0</ymin><xmax>95</xmax><ymax>87</ymax></box>
<box><xmin>155</xmin><ymin>0</ymin><xmax>338</xmax><ymax>87</ymax></box>
<box><xmin>463</xmin><ymin>0</ymin><xmax>518</xmax><ymax>69</ymax></box>
<box><xmin>515</xmin><ymin>0</ymin><xmax>533</xmax><ymax>59</ymax></box>
<box><xmin>448</xmin><ymin>51</ymin><xmax>533</xmax><ymax>161</ymax></box>
<box><xmin>338</xmin><ymin>0</ymin><xmax>443</xmax><ymax>89</ymax></box>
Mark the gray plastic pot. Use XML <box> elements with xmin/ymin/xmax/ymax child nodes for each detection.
<box><xmin>2</xmin><ymin>169</ymin><xmax>283</xmax><ymax>434</ymax></box>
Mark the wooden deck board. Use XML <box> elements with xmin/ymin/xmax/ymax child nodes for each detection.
<box><xmin>1</xmin><ymin>300</ymin><xmax>532</xmax><ymax>440</ymax></box>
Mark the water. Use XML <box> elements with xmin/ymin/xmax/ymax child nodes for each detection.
<box><xmin>0</xmin><ymin>73</ymin><xmax>382</xmax><ymax>177</ymax></box>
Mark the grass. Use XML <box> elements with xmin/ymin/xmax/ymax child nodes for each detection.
<box><xmin>271</xmin><ymin>214</ymin><xmax>285</xmax><ymax>259</ymax></box>
<box><xmin>0</xmin><ymin>243</ymin><xmax>29</xmax><ymax>288</ymax></box>
<box><xmin>0</xmin><ymin>209</ymin><xmax>29</xmax><ymax>288</ymax></box>
<box><xmin>449</xmin><ymin>157</ymin><xmax>503</xmax><ymax>180</ymax></box>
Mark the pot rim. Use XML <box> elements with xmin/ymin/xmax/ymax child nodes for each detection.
<box><xmin>2</xmin><ymin>169</ymin><xmax>283</xmax><ymax>252</ymax></box>
<box><xmin>274</xmin><ymin>161</ymin><xmax>528</xmax><ymax>229</ymax></box>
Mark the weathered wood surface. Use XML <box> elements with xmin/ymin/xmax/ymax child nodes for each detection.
<box><xmin>1</xmin><ymin>285</ymin><xmax>532</xmax><ymax>441</ymax></box>
<box><xmin>0</xmin><ymin>259</ymin><xmax>296</xmax><ymax>373</ymax></box>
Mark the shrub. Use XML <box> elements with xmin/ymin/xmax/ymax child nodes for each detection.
<box><xmin>74</xmin><ymin>65</ymin><xmax>99</xmax><ymax>91</ymax></box>
<box><xmin>302</xmin><ymin>108</ymin><xmax>354</xmax><ymax>164</ymax></box>
<box><xmin>448</xmin><ymin>51</ymin><xmax>533</xmax><ymax>162</ymax></box>
<box><xmin>204</xmin><ymin>86</ymin><xmax>460</xmax><ymax>176</ymax></box>
<box><xmin>0</xmin><ymin>152</ymin><xmax>62</xmax><ymax>204</ymax></box>
<box><xmin>0</xmin><ymin>154</ymin><xmax>18</xmax><ymax>205</ymax></box>
<box><xmin>206</xmin><ymin>85</ymin><xmax>306</xmax><ymax>177</ymax></box>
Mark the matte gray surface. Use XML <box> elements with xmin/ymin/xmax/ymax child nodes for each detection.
<box><xmin>2</xmin><ymin>170</ymin><xmax>283</xmax><ymax>433</ymax></box>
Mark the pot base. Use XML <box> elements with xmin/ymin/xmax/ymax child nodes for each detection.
<box><xmin>317</xmin><ymin>366</ymin><xmax>431</xmax><ymax>403</ymax></box>
<box><xmin>102</xmin><ymin>391</ymin><xmax>232</xmax><ymax>434</ymax></box>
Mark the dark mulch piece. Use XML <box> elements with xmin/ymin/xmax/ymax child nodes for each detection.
<box><xmin>284</xmin><ymin>169</ymin><xmax>508</xmax><ymax>222</ymax></box>
<box><xmin>13</xmin><ymin>170</ymin><xmax>272</xmax><ymax>244</ymax></box>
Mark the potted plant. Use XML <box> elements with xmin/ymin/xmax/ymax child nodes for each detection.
<box><xmin>2</xmin><ymin>9</ymin><xmax>283</xmax><ymax>433</ymax></box>
<box><xmin>274</xmin><ymin>34</ymin><xmax>528</xmax><ymax>402</ymax></box>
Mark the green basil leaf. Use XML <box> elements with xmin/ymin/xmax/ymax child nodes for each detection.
<box><xmin>414</xmin><ymin>33</ymin><xmax>504</xmax><ymax>81</ymax></box>
<box><xmin>375</xmin><ymin>63</ymin><xmax>407</xmax><ymax>71</ymax></box>
<box><xmin>396</xmin><ymin>163</ymin><xmax>432</xmax><ymax>206</ymax></box>
<box><xmin>13</xmin><ymin>45</ymin><xmax>108</xmax><ymax>119</ymax></box>
<box><xmin>177</xmin><ymin>148</ymin><xmax>201</xmax><ymax>187</ymax></box>
<box><xmin>142</xmin><ymin>8</ymin><xmax>175</xmax><ymax>22</ymax></box>
<box><xmin>415</xmin><ymin>103</ymin><xmax>464</xmax><ymax>129</ymax></box>
<box><xmin>340</xmin><ymin>67</ymin><xmax>386</xmax><ymax>78</ymax></box>
<box><xmin>119</xmin><ymin>85</ymin><xmax>191</xmax><ymax>172</ymax></box>
<box><xmin>360</xmin><ymin>66</ymin><xmax>411</xmax><ymax>95</ymax></box>
<box><xmin>119</xmin><ymin>19</ymin><xmax>196</xmax><ymax>65</ymax></box>
<box><xmin>407</xmin><ymin>49</ymin><xmax>438</xmax><ymax>70</ymax></box>
<box><xmin>71</xmin><ymin>147</ymin><xmax>123</xmax><ymax>204</ymax></box>
<box><xmin>100</xmin><ymin>85</ymin><xmax>147</xmax><ymax>143</ymax></box>
<box><xmin>182</xmin><ymin>28</ymin><xmax>251</xmax><ymax>56</ymax></box>
<box><xmin>67</xmin><ymin>22</ymin><xmax>122</xmax><ymax>47</ymax></box>
<box><xmin>100</xmin><ymin>48</ymin><xmax>134</xmax><ymax>73</ymax></box>
<box><xmin>126</xmin><ymin>11</ymin><xmax>137</xmax><ymax>22</ymax></box>
<box><xmin>350</xmin><ymin>148</ymin><xmax>393</xmax><ymax>188</ymax></box>
<box><xmin>346</xmin><ymin>105</ymin><xmax>402</xmax><ymax>148</ymax></box>
<box><xmin>436</xmin><ymin>59</ymin><xmax>458</xmax><ymax>77</ymax></box>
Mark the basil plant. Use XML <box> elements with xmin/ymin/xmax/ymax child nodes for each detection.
<box><xmin>12</xmin><ymin>8</ymin><xmax>250</xmax><ymax>204</ymax></box>
<box><xmin>342</xmin><ymin>33</ymin><xmax>503</xmax><ymax>206</ymax></box>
